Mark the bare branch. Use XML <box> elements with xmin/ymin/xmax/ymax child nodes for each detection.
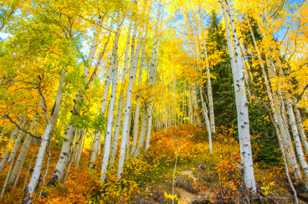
<box><xmin>2</xmin><ymin>114</ymin><xmax>41</xmax><ymax>141</ymax></box>
<box><xmin>37</xmin><ymin>75</ymin><xmax>49</xmax><ymax>122</ymax></box>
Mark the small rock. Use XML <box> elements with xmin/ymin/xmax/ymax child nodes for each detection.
<box><xmin>191</xmin><ymin>199</ymin><xmax>212</xmax><ymax>204</ymax></box>
<box><xmin>132</xmin><ymin>195</ymin><xmax>157</xmax><ymax>204</ymax></box>
<box><xmin>152</xmin><ymin>191</ymin><xmax>165</xmax><ymax>203</ymax></box>
<box><xmin>176</xmin><ymin>174</ymin><xmax>198</xmax><ymax>193</ymax></box>
<box><xmin>197</xmin><ymin>164</ymin><xmax>206</xmax><ymax>170</ymax></box>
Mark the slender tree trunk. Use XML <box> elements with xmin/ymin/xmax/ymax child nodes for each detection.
<box><xmin>110</xmin><ymin>23</ymin><xmax>132</xmax><ymax>167</ymax></box>
<box><xmin>271</xmin><ymin>116</ymin><xmax>299</xmax><ymax>204</ymax></box>
<box><xmin>23</xmin><ymin>69</ymin><xmax>65</xmax><ymax>204</ymax></box>
<box><xmin>294</xmin><ymin>108</ymin><xmax>308</xmax><ymax>153</ymax></box>
<box><xmin>145</xmin><ymin>105</ymin><xmax>153</xmax><ymax>150</ymax></box>
<box><xmin>8</xmin><ymin>135</ymin><xmax>32</xmax><ymax>186</ymax></box>
<box><xmin>131</xmin><ymin>25</ymin><xmax>147</xmax><ymax>156</ymax></box>
<box><xmin>199</xmin><ymin>88</ymin><xmax>212</xmax><ymax>154</ymax></box>
<box><xmin>144</xmin><ymin>8</ymin><xmax>161</xmax><ymax>150</ymax></box>
<box><xmin>74</xmin><ymin>129</ymin><xmax>85</xmax><ymax>167</ymax></box>
<box><xmin>131</xmin><ymin>104</ymin><xmax>141</xmax><ymax>155</ymax></box>
<box><xmin>287</xmin><ymin>101</ymin><xmax>308</xmax><ymax>186</ymax></box>
<box><xmin>117</xmin><ymin>24</ymin><xmax>141</xmax><ymax>178</ymax></box>
<box><xmin>135</xmin><ymin>109</ymin><xmax>147</xmax><ymax>156</ymax></box>
<box><xmin>248</xmin><ymin>20</ymin><xmax>302</xmax><ymax>181</ymax></box>
<box><xmin>269</xmin><ymin>60</ymin><xmax>302</xmax><ymax>180</ymax></box>
<box><xmin>0</xmin><ymin>132</ymin><xmax>25</xmax><ymax>198</ymax></box>
<box><xmin>50</xmin><ymin>28</ymin><xmax>111</xmax><ymax>177</ymax></box>
<box><xmin>49</xmin><ymin>125</ymin><xmax>75</xmax><ymax>184</ymax></box>
<box><xmin>0</xmin><ymin>129</ymin><xmax>18</xmax><ymax>171</ymax></box>
<box><xmin>40</xmin><ymin>147</ymin><xmax>51</xmax><ymax>191</ymax></box>
<box><xmin>203</xmin><ymin>41</ymin><xmax>215</xmax><ymax>133</ymax></box>
<box><xmin>222</xmin><ymin>0</ymin><xmax>257</xmax><ymax>192</ymax></box>
<box><xmin>5</xmin><ymin>131</ymin><xmax>23</xmax><ymax>169</ymax></box>
<box><xmin>22</xmin><ymin>155</ymin><xmax>34</xmax><ymax>192</ymax></box>
<box><xmin>89</xmin><ymin>67</ymin><xmax>112</xmax><ymax>169</ymax></box>
<box><xmin>188</xmin><ymin>89</ymin><xmax>193</xmax><ymax>123</ymax></box>
<box><xmin>101</xmin><ymin>25</ymin><xmax>121</xmax><ymax>181</ymax></box>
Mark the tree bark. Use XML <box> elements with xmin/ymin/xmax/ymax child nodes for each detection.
<box><xmin>100</xmin><ymin>25</ymin><xmax>121</xmax><ymax>181</ymax></box>
<box><xmin>110</xmin><ymin>23</ymin><xmax>132</xmax><ymax>167</ymax></box>
<box><xmin>0</xmin><ymin>132</ymin><xmax>25</xmax><ymax>198</ymax></box>
<box><xmin>144</xmin><ymin>7</ymin><xmax>161</xmax><ymax>150</ymax></box>
<box><xmin>287</xmin><ymin>101</ymin><xmax>308</xmax><ymax>186</ymax></box>
<box><xmin>248</xmin><ymin>19</ymin><xmax>302</xmax><ymax>181</ymax></box>
<box><xmin>294</xmin><ymin>108</ymin><xmax>308</xmax><ymax>153</ymax></box>
<box><xmin>8</xmin><ymin>135</ymin><xmax>32</xmax><ymax>186</ymax></box>
<box><xmin>199</xmin><ymin>87</ymin><xmax>213</xmax><ymax>154</ymax></box>
<box><xmin>0</xmin><ymin>128</ymin><xmax>18</xmax><ymax>171</ymax></box>
<box><xmin>248</xmin><ymin>21</ymin><xmax>302</xmax><ymax>180</ymax></box>
<box><xmin>202</xmin><ymin>41</ymin><xmax>215</xmax><ymax>134</ymax></box>
<box><xmin>117</xmin><ymin>24</ymin><xmax>140</xmax><ymax>178</ymax></box>
<box><xmin>131</xmin><ymin>25</ymin><xmax>147</xmax><ymax>156</ymax></box>
<box><xmin>23</xmin><ymin>69</ymin><xmax>65</xmax><ymax>204</ymax></box>
<box><xmin>135</xmin><ymin>109</ymin><xmax>147</xmax><ymax>156</ymax></box>
<box><xmin>222</xmin><ymin>0</ymin><xmax>257</xmax><ymax>192</ymax></box>
<box><xmin>89</xmin><ymin>66</ymin><xmax>112</xmax><ymax>169</ymax></box>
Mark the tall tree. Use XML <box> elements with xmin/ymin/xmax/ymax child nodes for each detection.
<box><xmin>220</xmin><ymin>0</ymin><xmax>257</xmax><ymax>192</ymax></box>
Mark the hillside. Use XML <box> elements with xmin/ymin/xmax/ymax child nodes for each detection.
<box><xmin>0</xmin><ymin>0</ymin><xmax>307</xmax><ymax>203</ymax></box>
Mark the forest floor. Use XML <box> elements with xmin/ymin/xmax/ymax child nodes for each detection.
<box><xmin>0</xmin><ymin>125</ymin><xmax>299</xmax><ymax>204</ymax></box>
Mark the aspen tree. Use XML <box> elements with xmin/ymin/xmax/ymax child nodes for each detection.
<box><xmin>199</xmin><ymin>88</ymin><xmax>213</xmax><ymax>154</ymax></box>
<box><xmin>145</xmin><ymin>5</ymin><xmax>162</xmax><ymax>150</ymax></box>
<box><xmin>117</xmin><ymin>21</ymin><xmax>141</xmax><ymax>178</ymax></box>
<box><xmin>0</xmin><ymin>129</ymin><xmax>18</xmax><ymax>171</ymax></box>
<box><xmin>248</xmin><ymin>20</ymin><xmax>302</xmax><ymax>180</ymax></box>
<box><xmin>8</xmin><ymin>135</ymin><xmax>32</xmax><ymax>186</ymax></box>
<box><xmin>294</xmin><ymin>108</ymin><xmax>308</xmax><ymax>153</ymax></box>
<box><xmin>221</xmin><ymin>0</ymin><xmax>257</xmax><ymax>192</ymax></box>
<box><xmin>131</xmin><ymin>21</ymin><xmax>148</xmax><ymax>156</ymax></box>
<box><xmin>287</xmin><ymin>101</ymin><xmax>308</xmax><ymax>186</ymax></box>
<box><xmin>24</xmin><ymin>69</ymin><xmax>65</xmax><ymax>204</ymax></box>
<box><xmin>110</xmin><ymin>22</ymin><xmax>132</xmax><ymax>167</ymax></box>
<box><xmin>89</xmin><ymin>66</ymin><xmax>112</xmax><ymax>168</ymax></box>
<box><xmin>101</xmin><ymin>20</ymin><xmax>122</xmax><ymax>180</ymax></box>
<box><xmin>51</xmin><ymin>29</ymin><xmax>111</xmax><ymax>179</ymax></box>
<box><xmin>0</xmin><ymin>131</ymin><xmax>25</xmax><ymax>198</ymax></box>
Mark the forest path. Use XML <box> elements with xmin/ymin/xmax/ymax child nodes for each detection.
<box><xmin>175</xmin><ymin>169</ymin><xmax>214</xmax><ymax>204</ymax></box>
<box><xmin>134</xmin><ymin>125</ymin><xmax>220</xmax><ymax>204</ymax></box>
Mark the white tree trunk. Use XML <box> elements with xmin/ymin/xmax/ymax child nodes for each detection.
<box><xmin>135</xmin><ymin>109</ymin><xmax>147</xmax><ymax>156</ymax></box>
<box><xmin>51</xmin><ymin>46</ymin><xmax>108</xmax><ymax>180</ymax></box>
<box><xmin>50</xmin><ymin>125</ymin><xmax>74</xmax><ymax>183</ymax></box>
<box><xmin>100</xmin><ymin>27</ymin><xmax>121</xmax><ymax>181</ymax></box>
<box><xmin>24</xmin><ymin>69</ymin><xmax>65</xmax><ymax>204</ymax></box>
<box><xmin>110</xmin><ymin>23</ymin><xmax>132</xmax><ymax>167</ymax></box>
<box><xmin>74</xmin><ymin>129</ymin><xmax>85</xmax><ymax>167</ymax></box>
<box><xmin>223</xmin><ymin>0</ymin><xmax>257</xmax><ymax>192</ymax></box>
<box><xmin>248</xmin><ymin>20</ymin><xmax>302</xmax><ymax>180</ymax></box>
<box><xmin>117</xmin><ymin>25</ymin><xmax>141</xmax><ymax>178</ymax></box>
<box><xmin>0</xmin><ymin>132</ymin><xmax>25</xmax><ymax>198</ymax></box>
<box><xmin>145</xmin><ymin>105</ymin><xmax>153</xmax><ymax>150</ymax></box>
<box><xmin>294</xmin><ymin>108</ymin><xmax>308</xmax><ymax>153</ymax></box>
<box><xmin>199</xmin><ymin>88</ymin><xmax>212</xmax><ymax>154</ymax></box>
<box><xmin>89</xmin><ymin>67</ymin><xmax>112</xmax><ymax>168</ymax></box>
<box><xmin>131</xmin><ymin>26</ymin><xmax>147</xmax><ymax>156</ymax></box>
<box><xmin>0</xmin><ymin>129</ymin><xmax>18</xmax><ymax>171</ymax></box>
<box><xmin>203</xmin><ymin>41</ymin><xmax>215</xmax><ymax>133</ymax></box>
<box><xmin>131</xmin><ymin>105</ymin><xmax>141</xmax><ymax>155</ymax></box>
<box><xmin>272</xmin><ymin>117</ymin><xmax>299</xmax><ymax>204</ymax></box>
<box><xmin>189</xmin><ymin>92</ymin><xmax>193</xmax><ymax>123</ymax></box>
<box><xmin>144</xmin><ymin>5</ymin><xmax>162</xmax><ymax>150</ymax></box>
<box><xmin>270</xmin><ymin>61</ymin><xmax>302</xmax><ymax>180</ymax></box>
<box><xmin>8</xmin><ymin>135</ymin><xmax>32</xmax><ymax>186</ymax></box>
<box><xmin>287</xmin><ymin>101</ymin><xmax>308</xmax><ymax>185</ymax></box>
